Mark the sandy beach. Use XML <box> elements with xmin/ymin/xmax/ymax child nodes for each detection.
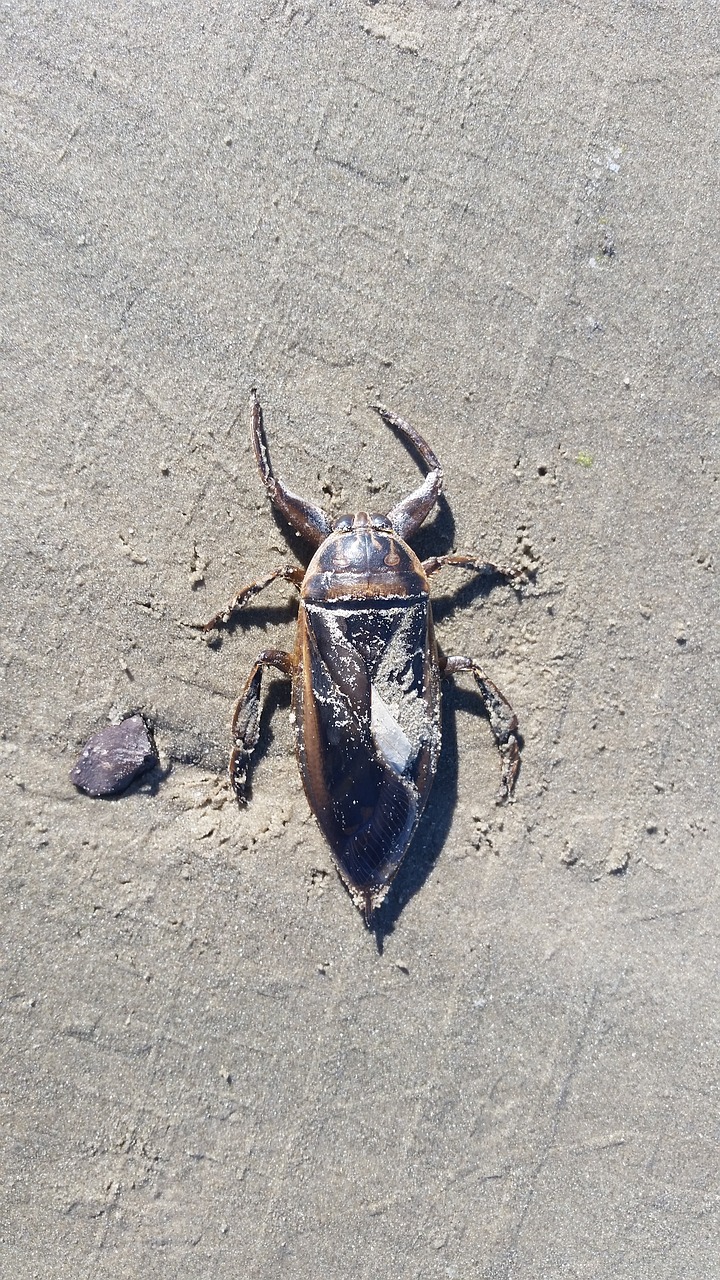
<box><xmin>2</xmin><ymin>4</ymin><xmax>718</xmax><ymax>1275</ymax></box>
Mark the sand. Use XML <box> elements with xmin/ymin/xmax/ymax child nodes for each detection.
<box><xmin>2</xmin><ymin>3</ymin><xmax>718</xmax><ymax>1275</ymax></box>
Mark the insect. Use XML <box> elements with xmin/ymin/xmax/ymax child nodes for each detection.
<box><xmin>202</xmin><ymin>391</ymin><xmax>521</xmax><ymax>924</ymax></box>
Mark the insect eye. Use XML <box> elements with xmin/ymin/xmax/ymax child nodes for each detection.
<box><xmin>332</xmin><ymin>514</ymin><xmax>354</xmax><ymax>531</ymax></box>
<box><xmin>370</xmin><ymin>513</ymin><xmax>391</xmax><ymax>530</ymax></box>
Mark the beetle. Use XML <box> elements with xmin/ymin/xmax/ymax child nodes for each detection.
<box><xmin>202</xmin><ymin>390</ymin><xmax>521</xmax><ymax>924</ymax></box>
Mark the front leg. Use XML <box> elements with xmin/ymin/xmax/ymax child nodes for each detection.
<box><xmin>251</xmin><ymin>390</ymin><xmax>333</xmax><ymax>547</ymax></box>
<box><xmin>371</xmin><ymin>403</ymin><xmax>444</xmax><ymax>540</ymax></box>
<box><xmin>230</xmin><ymin>649</ymin><xmax>296</xmax><ymax>801</ymax></box>
<box><xmin>201</xmin><ymin>565</ymin><xmax>305</xmax><ymax>633</ymax></box>
<box><xmin>440</xmin><ymin>651</ymin><xmax>520</xmax><ymax>800</ymax></box>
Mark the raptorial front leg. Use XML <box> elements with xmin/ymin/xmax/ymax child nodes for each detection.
<box><xmin>201</xmin><ymin>565</ymin><xmax>305</xmax><ymax>633</ymax></box>
<box><xmin>423</xmin><ymin>553</ymin><xmax>521</xmax><ymax>584</ymax></box>
<box><xmin>440</xmin><ymin>652</ymin><xmax>520</xmax><ymax>800</ymax></box>
<box><xmin>251</xmin><ymin>390</ymin><xmax>333</xmax><ymax>547</ymax></box>
<box><xmin>230</xmin><ymin>649</ymin><xmax>296</xmax><ymax>801</ymax></box>
<box><xmin>371</xmin><ymin>403</ymin><xmax>443</xmax><ymax>540</ymax></box>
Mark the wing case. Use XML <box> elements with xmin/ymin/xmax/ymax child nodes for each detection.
<box><xmin>294</xmin><ymin>594</ymin><xmax>441</xmax><ymax>911</ymax></box>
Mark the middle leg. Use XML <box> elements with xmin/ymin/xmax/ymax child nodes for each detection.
<box><xmin>200</xmin><ymin>564</ymin><xmax>305</xmax><ymax>633</ymax></box>
<box><xmin>423</xmin><ymin>553</ymin><xmax>521</xmax><ymax>583</ymax></box>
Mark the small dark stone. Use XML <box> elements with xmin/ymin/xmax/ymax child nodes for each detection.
<box><xmin>70</xmin><ymin>715</ymin><xmax>158</xmax><ymax>798</ymax></box>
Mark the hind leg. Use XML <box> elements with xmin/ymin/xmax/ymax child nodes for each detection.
<box><xmin>230</xmin><ymin>649</ymin><xmax>296</xmax><ymax>800</ymax></box>
<box><xmin>440</xmin><ymin>651</ymin><xmax>520</xmax><ymax>799</ymax></box>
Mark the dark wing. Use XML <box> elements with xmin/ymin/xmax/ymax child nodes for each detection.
<box><xmin>296</xmin><ymin>601</ymin><xmax>440</xmax><ymax>896</ymax></box>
